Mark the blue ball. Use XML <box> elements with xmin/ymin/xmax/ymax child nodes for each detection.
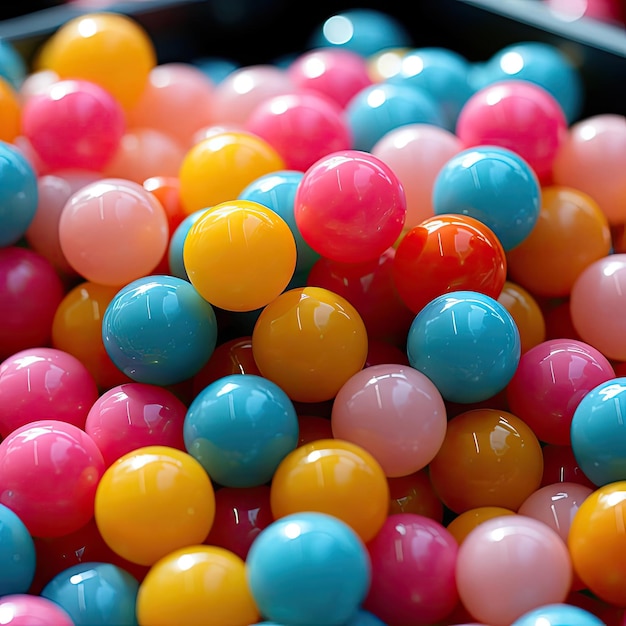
<box><xmin>246</xmin><ymin>512</ymin><xmax>371</xmax><ymax>625</ymax></box>
<box><xmin>0</xmin><ymin>503</ymin><xmax>36</xmax><ymax>596</ymax></box>
<box><xmin>570</xmin><ymin>377</ymin><xmax>626</xmax><ymax>486</ymax></box>
<box><xmin>511</xmin><ymin>602</ymin><xmax>605</xmax><ymax>626</ymax></box>
<box><xmin>239</xmin><ymin>170</ymin><xmax>320</xmax><ymax>275</ymax></box>
<box><xmin>102</xmin><ymin>274</ymin><xmax>218</xmax><ymax>386</ymax></box>
<box><xmin>41</xmin><ymin>562</ymin><xmax>139</xmax><ymax>626</ymax></box>
<box><xmin>184</xmin><ymin>373</ymin><xmax>299</xmax><ymax>487</ymax></box>
<box><xmin>345</xmin><ymin>609</ymin><xmax>388</xmax><ymax>626</ymax></box>
<box><xmin>192</xmin><ymin>56</ymin><xmax>239</xmax><ymax>83</ymax></box>
<box><xmin>0</xmin><ymin>141</ymin><xmax>38</xmax><ymax>247</ymax></box>
<box><xmin>407</xmin><ymin>290</ymin><xmax>521</xmax><ymax>404</ymax></box>
<box><xmin>168</xmin><ymin>208</ymin><xmax>206</xmax><ymax>281</ymax></box>
<box><xmin>0</xmin><ymin>38</ymin><xmax>26</xmax><ymax>89</ymax></box>
<box><xmin>432</xmin><ymin>145</ymin><xmax>541</xmax><ymax>251</ymax></box>
<box><xmin>345</xmin><ymin>82</ymin><xmax>444</xmax><ymax>152</ymax></box>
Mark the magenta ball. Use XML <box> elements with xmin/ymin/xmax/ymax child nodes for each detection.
<box><xmin>0</xmin><ymin>595</ymin><xmax>74</xmax><ymax>626</ymax></box>
<box><xmin>455</xmin><ymin>514</ymin><xmax>573</xmax><ymax>626</ymax></box>
<box><xmin>506</xmin><ymin>339</ymin><xmax>615</xmax><ymax>445</ymax></box>
<box><xmin>294</xmin><ymin>149</ymin><xmax>407</xmax><ymax>263</ymax></box>
<box><xmin>331</xmin><ymin>364</ymin><xmax>447</xmax><ymax>477</ymax></box>
<box><xmin>363</xmin><ymin>513</ymin><xmax>459</xmax><ymax>626</ymax></box>
<box><xmin>84</xmin><ymin>382</ymin><xmax>188</xmax><ymax>467</ymax></box>
<box><xmin>0</xmin><ymin>347</ymin><xmax>100</xmax><ymax>440</ymax></box>
<box><xmin>0</xmin><ymin>420</ymin><xmax>105</xmax><ymax>538</ymax></box>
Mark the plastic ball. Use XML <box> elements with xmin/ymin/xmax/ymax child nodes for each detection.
<box><xmin>36</xmin><ymin>12</ymin><xmax>156</xmax><ymax>110</ymax></box>
<box><xmin>344</xmin><ymin>610</ymin><xmax>388</xmax><ymax>626</ymax></box>
<box><xmin>0</xmin><ymin>141</ymin><xmax>39</xmax><ymax>247</ymax></box>
<box><xmin>246</xmin><ymin>511</ymin><xmax>371</xmax><ymax>625</ymax></box>
<box><xmin>293</xmin><ymin>149</ymin><xmax>407</xmax><ymax>264</ymax></box>
<box><xmin>387</xmin><ymin>468</ymin><xmax>444</xmax><ymax>522</ymax></box>
<box><xmin>136</xmin><ymin>545</ymin><xmax>260</xmax><ymax>626</ymax></box>
<box><xmin>456</xmin><ymin>515</ymin><xmax>573</xmax><ymax>626</ymax></box>
<box><xmin>433</xmin><ymin>145</ymin><xmax>541</xmax><ymax>251</ymax></box>
<box><xmin>183</xmin><ymin>199</ymin><xmax>296</xmax><ymax>311</ymax></box>
<box><xmin>251</xmin><ymin>286</ymin><xmax>368</xmax><ymax>403</ymax></box>
<box><xmin>101</xmin><ymin>274</ymin><xmax>218</xmax><ymax>386</ymax></box>
<box><xmin>541</xmin><ymin>444</ymin><xmax>596</xmax><ymax>489</ymax></box>
<box><xmin>184</xmin><ymin>373</ymin><xmax>299</xmax><ymax>488</ymax></box>
<box><xmin>363</xmin><ymin>513</ymin><xmax>459</xmax><ymax>626</ymax></box>
<box><xmin>40</xmin><ymin>562</ymin><xmax>139</xmax><ymax>626</ymax></box>
<box><xmin>178</xmin><ymin>131</ymin><xmax>285</xmax><ymax>215</ymax></box>
<box><xmin>344</xmin><ymin>81</ymin><xmax>444</xmax><ymax>151</ymax></box>
<box><xmin>168</xmin><ymin>208</ymin><xmax>206</xmax><ymax>281</ymax></box>
<box><xmin>364</xmin><ymin>338</ymin><xmax>410</xmax><ymax>368</ymax></box>
<box><xmin>446</xmin><ymin>506</ymin><xmax>516</xmax><ymax>545</ymax></box>
<box><xmin>552</xmin><ymin>114</ymin><xmax>626</xmax><ymax>224</ymax></box>
<box><xmin>0</xmin><ymin>504</ymin><xmax>36</xmax><ymax>595</ymax></box>
<box><xmin>0</xmin><ymin>347</ymin><xmax>99</xmax><ymax>439</ymax></box>
<box><xmin>511</xmin><ymin>603</ymin><xmax>606</xmax><ymax>626</ymax></box>
<box><xmin>371</xmin><ymin>122</ymin><xmax>463</xmax><ymax>229</ymax></box>
<box><xmin>0</xmin><ymin>37</ymin><xmax>27</xmax><ymax>89</ymax></box>
<box><xmin>506</xmin><ymin>339</ymin><xmax>615</xmax><ymax>446</ymax></box>
<box><xmin>0</xmin><ymin>595</ymin><xmax>74</xmax><ymax>626</ymax></box>
<box><xmin>58</xmin><ymin>178</ymin><xmax>169</xmax><ymax>286</ymax></box>
<box><xmin>569</xmin><ymin>253</ymin><xmax>626</xmax><ymax>361</ymax></box>
<box><xmin>0</xmin><ymin>77</ymin><xmax>21</xmax><ymax>143</ymax></box>
<box><xmin>428</xmin><ymin>408</ymin><xmax>544</xmax><ymax>513</ymax></box>
<box><xmin>193</xmin><ymin>55</ymin><xmax>239</xmax><ymax>84</ymax></box>
<box><xmin>455</xmin><ymin>79</ymin><xmax>568</xmax><ymax>183</ymax></box>
<box><xmin>94</xmin><ymin>445</ymin><xmax>216</xmax><ymax>566</ymax></box>
<box><xmin>331</xmin><ymin>363</ymin><xmax>447</xmax><ymax>477</ymax></box>
<box><xmin>0</xmin><ymin>420</ymin><xmax>105</xmax><ymax>537</ymax></box>
<box><xmin>406</xmin><ymin>291</ymin><xmax>521</xmax><ymax>404</ymax></box>
<box><xmin>393</xmin><ymin>214</ymin><xmax>507</xmax><ymax>315</ymax></box>
<box><xmin>568</xmin><ymin>480</ymin><xmax>626</xmax><ymax>607</ymax></box>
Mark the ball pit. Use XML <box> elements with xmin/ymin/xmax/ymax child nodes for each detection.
<box><xmin>0</xmin><ymin>2</ymin><xmax>625</xmax><ymax>625</ymax></box>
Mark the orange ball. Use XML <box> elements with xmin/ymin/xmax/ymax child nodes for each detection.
<box><xmin>0</xmin><ymin>76</ymin><xmax>20</xmax><ymax>142</ymax></box>
<box><xmin>387</xmin><ymin>469</ymin><xmax>444</xmax><ymax>522</ymax></box>
<box><xmin>446</xmin><ymin>506</ymin><xmax>516</xmax><ymax>545</ymax></box>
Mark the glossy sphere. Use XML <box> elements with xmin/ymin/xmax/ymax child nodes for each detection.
<box><xmin>168</xmin><ymin>208</ymin><xmax>205</xmax><ymax>281</ymax></box>
<box><xmin>0</xmin><ymin>420</ymin><xmax>105</xmax><ymax>537</ymax></box>
<box><xmin>433</xmin><ymin>145</ymin><xmax>541</xmax><ymax>251</ymax></box>
<box><xmin>506</xmin><ymin>339</ymin><xmax>615</xmax><ymax>445</ymax></box>
<box><xmin>297</xmin><ymin>415</ymin><xmax>334</xmax><ymax>446</ymax></box>
<box><xmin>179</xmin><ymin>131</ymin><xmax>285</xmax><ymax>214</ymax></box>
<box><xmin>393</xmin><ymin>214</ymin><xmax>507</xmax><ymax>315</ymax></box>
<box><xmin>0</xmin><ymin>595</ymin><xmax>74</xmax><ymax>626</ymax></box>
<box><xmin>0</xmin><ymin>247</ymin><xmax>65</xmax><ymax>361</ymax></box>
<box><xmin>94</xmin><ymin>445</ymin><xmax>216</xmax><ymax>566</ymax></box>
<box><xmin>51</xmin><ymin>281</ymin><xmax>132</xmax><ymax>391</ymax></box>
<box><xmin>568</xmin><ymin>481</ymin><xmax>626</xmax><ymax>606</ymax></box>
<box><xmin>137</xmin><ymin>545</ymin><xmax>260</xmax><ymax>626</ymax></box>
<box><xmin>0</xmin><ymin>504</ymin><xmax>36</xmax><ymax>595</ymax></box>
<box><xmin>570</xmin><ymin>377</ymin><xmax>626</xmax><ymax>486</ymax></box>
<box><xmin>101</xmin><ymin>274</ymin><xmax>218</xmax><ymax>385</ymax></box>
<box><xmin>364</xmin><ymin>339</ymin><xmax>410</xmax><ymax>368</ymax></box>
<box><xmin>344</xmin><ymin>82</ymin><xmax>444</xmax><ymax>151</ymax></box>
<box><xmin>85</xmin><ymin>383</ymin><xmax>187</xmax><ymax>467</ymax></box>
<box><xmin>456</xmin><ymin>79</ymin><xmax>568</xmax><ymax>182</ymax></box>
<box><xmin>497</xmin><ymin>281</ymin><xmax>546</xmax><ymax>354</ymax></box>
<box><xmin>446</xmin><ymin>506</ymin><xmax>516</xmax><ymax>545</ymax></box>
<box><xmin>407</xmin><ymin>292</ymin><xmax>521</xmax><ymax>404</ymax></box>
<box><xmin>0</xmin><ymin>37</ymin><xmax>26</xmax><ymax>88</ymax></box>
<box><xmin>364</xmin><ymin>513</ymin><xmax>459</xmax><ymax>626</ymax></box>
<box><xmin>511</xmin><ymin>603</ymin><xmax>606</xmax><ymax>626</ymax></box>
<box><xmin>507</xmin><ymin>186</ymin><xmax>611</xmax><ymax>297</ymax></box>
<box><xmin>387</xmin><ymin>469</ymin><xmax>444</xmax><ymax>522</ymax></box>
<box><xmin>270</xmin><ymin>439</ymin><xmax>389</xmax><ymax>542</ymax></box>
<box><xmin>552</xmin><ymin>114</ymin><xmax>626</xmax><ymax>224</ymax></box>
<box><xmin>21</xmin><ymin>79</ymin><xmax>126</xmax><ymax>171</ymax></box>
<box><xmin>428</xmin><ymin>409</ymin><xmax>544</xmax><ymax>513</ymax></box>
<box><xmin>251</xmin><ymin>287</ymin><xmax>369</xmax><ymax>403</ymax></box>
<box><xmin>41</xmin><ymin>562</ymin><xmax>139</xmax><ymax>626</ymax></box>
<box><xmin>570</xmin><ymin>254</ymin><xmax>626</xmax><ymax>361</ymax></box>
<box><xmin>331</xmin><ymin>363</ymin><xmax>447</xmax><ymax>477</ymax></box>
<box><xmin>0</xmin><ymin>77</ymin><xmax>22</xmax><ymax>143</ymax></box>
<box><xmin>184</xmin><ymin>374</ymin><xmax>299</xmax><ymax>488</ymax></box>
<box><xmin>246</xmin><ymin>512</ymin><xmax>371</xmax><ymax>625</ymax></box>
<box><xmin>456</xmin><ymin>515</ymin><xmax>572</xmax><ymax>626</ymax></box>
<box><xmin>0</xmin><ymin>347</ymin><xmax>99</xmax><ymax>439</ymax></box>
<box><xmin>183</xmin><ymin>200</ymin><xmax>296</xmax><ymax>311</ymax></box>
<box><xmin>541</xmin><ymin>444</ymin><xmax>596</xmax><ymax>489</ymax></box>
<box><xmin>36</xmin><ymin>12</ymin><xmax>156</xmax><ymax>110</ymax></box>
<box><xmin>294</xmin><ymin>149</ymin><xmax>406</xmax><ymax>264</ymax></box>
<box><xmin>371</xmin><ymin>123</ymin><xmax>463</xmax><ymax>229</ymax></box>
<box><xmin>58</xmin><ymin>178</ymin><xmax>169</xmax><ymax>286</ymax></box>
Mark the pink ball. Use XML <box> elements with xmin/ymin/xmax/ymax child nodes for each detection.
<box><xmin>0</xmin><ymin>594</ymin><xmax>74</xmax><ymax>626</ymax></box>
<box><xmin>84</xmin><ymin>382</ymin><xmax>188</xmax><ymax>467</ymax></box>
<box><xmin>331</xmin><ymin>364</ymin><xmax>447</xmax><ymax>477</ymax></box>
<box><xmin>0</xmin><ymin>420</ymin><xmax>105</xmax><ymax>537</ymax></box>
<box><xmin>0</xmin><ymin>347</ymin><xmax>99</xmax><ymax>439</ymax></box>
<box><xmin>294</xmin><ymin>149</ymin><xmax>407</xmax><ymax>263</ymax></box>
<box><xmin>364</xmin><ymin>513</ymin><xmax>459</xmax><ymax>626</ymax></box>
<box><xmin>371</xmin><ymin>123</ymin><xmax>463</xmax><ymax>229</ymax></box>
<box><xmin>456</xmin><ymin>514</ymin><xmax>573</xmax><ymax>626</ymax></box>
<box><xmin>21</xmin><ymin>79</ymin><xmax>126</xmax><ymax>171</ymax></box>
<box><xmin>58</xmin><ymin>177</ymin><xmax>169</xmax><ymax>286</ymax></box>
<box><xmin>456</xmin><ymin>79</ymin><xmax>568</xmax><ymax>182</ymax></box>
<box><xmin>569</xmin><ymin>253</ymin><xmax>626</xmax><ymax>361</ymax></box>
